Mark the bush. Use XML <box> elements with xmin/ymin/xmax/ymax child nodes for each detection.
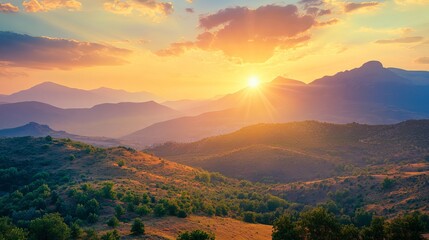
<box><xmin>136</xmin><ymin>204</ymin><xmax>151</xmax><ymax>216</ymax></box>
<box><xmin>101</xmin><ymin>230</ymin><xmax>120</xmax><ymax>240</ymax></box>
<box><xmin>177</xmin><ymin>230</ymin><xmax>215</xmax><ymax>240</ymax></box>
<box><xmin>107</xmin><ymin>216</ymin><xmax>120</xmax><ymax>228</ymax></box>
<box><xmin>114</xmin><ymin>205</ymin><xmax>125</xmax><ymax>218</ymax></box>
<box><xmin>382</xmin><ymin>178</ymin><xmax>395</xmax><ymax>190</ymax></box>
<box><xmin>154</xmin><ymin>204</ymin><xmax>166</xmax><ymax>217</ymax></box>
<box><xmin>131</xmin><ymin>218</ymin><xmax>145</xmax><ymax>235</ymax></box>
<box><xmin>178</xmin><ymin>209</ymin><xmax>188</xmax><ymax>218</ymax></box>
<box><xmin>70</xmin><ymin>222</ymin><xmax>82</xmax><ymax>239</ymax></box>
<box><xmin>243</xmin><ymin>212</ymin><xmax>256</xmax><ymax>223</ymax></box>
<box><xmin>29</xmin><ymin>213</ymin><xmax>71</xmax><ymax>240</ymax></box>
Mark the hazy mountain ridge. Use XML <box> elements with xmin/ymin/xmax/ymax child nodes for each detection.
<box><xmin>148</xmin><ymin>120</ymin><xmax>429</xmax><ymax>183</ymax></box>
<box><xmin>126</xmin><ymin>61</ymin><xmax>429</xmax><ymax>146</ymax></box>
<box><xmin>0</xmin><ymin>101</ymin><xmax>181</xmax><ymax>138</ymax></box>
<box><xmin>0</xmin><ymin>122</ymin><xmax>123</xmax><ymax>147</ymax></box>
<box><xmin>0</xmin><ymin>82</ymin><xmax>162</xmax><ymax>108</ymax></box>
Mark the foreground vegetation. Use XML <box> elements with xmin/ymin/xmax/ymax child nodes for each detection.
<box><xmin>0</xmin><ymin>136</ymin><xmax>428</xmax><ymax>239</ymax></box>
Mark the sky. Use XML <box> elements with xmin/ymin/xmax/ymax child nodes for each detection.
<box><xmin>0</xmin><ymin>0</ymin><xmax>428</xmax><ymax>99</ymax></box>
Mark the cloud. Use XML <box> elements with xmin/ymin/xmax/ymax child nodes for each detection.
<box><xmin>375</xmin><ymin>36</ymin><xmax>423</xmax><ymax>44</ymax></box>
<box><xmin>0</xmin><ymin>31</ymin><xmax>131</xmax><ymax>70</ymax></box>
<box><xmin>416</xmin><ymin>57</ymin><xmax>429</xmax><ymax>64</ymax></box>
<box><xmin>104</xmin><ymin>0</ymin><xmax>173</xmax><ymax>17</ymax></box>
<box><xmin>158</xmin><ymin>5</ymin><xmax>317</xmax><ymax>62</ymax></box>
<box><xmin>0</xmin><ymin>3</ymin><xmax>19</xmax><ymax>13</ymax></box>
<box><xmin>185</xmin><ymin>7</ymin><xmax>193</xmax><ymax>13</ymax></box>
<box><xmin>316</xmin><ymin>18</ymin><xmax>340</xmax><ymax>26</ymax></box>
<box><xmin>344</xmin><ymin>2</ymin><xmax>380</xmax><ymax>12</ymax></box>
<box><xmin>395</xmin><ymin>0</ymin><xmax>429</xmax><ymax>4</ymax></box>
<box><xmin>22</xmin><ymin>0</ymin><xmax>82</xmax><ymax>12</ymax></box>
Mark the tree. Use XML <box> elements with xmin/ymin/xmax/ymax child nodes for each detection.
<box><xmin>70</xmin><ymin>222</ymin><xmax>82</xmax><ymax>239</ymax></box>
<box><xmin>136</xmin><ymin>204</ymin><xmax>151</xmax><ymax>216</ymax></box>
<box><xmin>83</xmin><ymin>228</ymin><xmax>99</xmax><ymax>240</ymax></box>
<box><xmin>272</xmin><ymin>214</ymin><xmax>300</xmax><ymax>240</ymax></box>
<box><xmin>86</xmin><ymin>198</ymin><xmax>100</xmax><ymax>215</ymax></box>
<box><xmin>243</xmin><ymin>211</ymin><xmax>256</xmax><ymax>223</ymax></box>
<box><xmin>382</xmin><ymin>178</ymin><xmax>395</xmax><ymax>190</ymax></box>
<box><xmin>177</xmin><ymin>230</ymin><xmax>215</xmax><ymax>240</ymax></box>
<box><xmin>101</xmin><ymin>230</ymin><xmax>120</xmax><ymax>240</ymax></box>
<box><xmin>131</xmin><ymin>218</ymin><xmax>145</xmax><ymax>235</ymax></box>
<box><xmin>340</xmin><ymin>224</ymin><xmax>360</xmax><ymax>240</ymax></box>
<box><xmin>360</xmin><ymin>217</ymin><xmax>385</xmax><ymax>240</ymax></box>
<box><xmin>354</xmin><ymin>208</ymin><xmax>373</xmax><ymax>227</ymax></box>
<box><xmin>385</xmin><ymin>213</ymin><xmax>424</xmax><ymax>240</ymax></box>
<box><xmin>29</xmin><ymin>213</ymin><xmax>71</xmax><ymax>240</ymax></box>
<box><xmin>297</xmin><ymin>207</ymin><xmax>341</xmax><ymax>240</ymax></box>
<box><xmin>101</xmin><ymin>182</ymin><xmax>116</xmax><ymax>200</ymax></box>
<box><xmin>154</xmin><ymin>203</ymin><xmax>166</xmax><ymax>217</ymax></box>
<box><xmin>114</xmin><ymin>205</ymin><xmax>125</xmax><ymax>218</ymax></box>
<box><xmin>107</xmin><ymin>216</ymin><xmax>119</xmax><ymax>228</ymax></box>
<box><xmin>0</xmin><ymin>217</ymin><xmax>27</xmax><ymax>240</ymax></box>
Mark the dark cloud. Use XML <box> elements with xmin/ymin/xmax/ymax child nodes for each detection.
<box><xmin>376</xmin><ymin>36</ymin><xmax>423</xmax><ymax>44</ymax></box>
<box><xmin>416</xmin><ymin>57</ymin><xmax>429</xmax><ymax>64</ymax></box>
<box><xmin>185</xmin><ymin>7</ymin><xmax>194</xmax><ymax>13</ymax></box>
<box><xmin>344</xmin><ymin>2</ymin><xmax>380</xmax><ymax>12</ymax></box>
<box><xmin>158</xmin><ymin>5</ymin><xmax>317</xmax><ymax>62</ymax></box>
<box><xmin>0</xmin><ymin>2</ymin><xmax>19</xmax><ymax>13</ymax></box>
<box><xmin>0</xmin><ymin>31</ymin><xmax>131</xmax><ymax>70</ymax></box>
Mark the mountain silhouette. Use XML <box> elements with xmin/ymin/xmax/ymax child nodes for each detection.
<box><xmin>125</xmin><ymin>61</ymin><xmax>429</xmax><ymax>146</ymax></box>
<box><xmin>0</xmin><ymin>82</ymin><xmax>162</xmax><ymax>108</ymax></box>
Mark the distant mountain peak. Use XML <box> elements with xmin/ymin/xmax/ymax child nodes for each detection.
<box><xmin>360</xmin><ymin>61</ymin><xmax>384</xmax><ymax>70</ymax></box>
<box><xmin>271</xmin><ymin>77</ymin><xmax>306</xmax><ymax>86</ymax></box>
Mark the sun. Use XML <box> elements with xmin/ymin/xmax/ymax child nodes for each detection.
<box><xmin>248</xmin><ymin>76</ymin><xmax>260</xmax><ymax>88</ymax></box>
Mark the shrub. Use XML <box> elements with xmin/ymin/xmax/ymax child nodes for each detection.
<box><xmin>131</xmin><ymin>218</ymin><xmax>145</xmax><ymax>235</ymax></box>
<box><xmin>136</xmin><ymin>204</ymin><xmax>151</xmax><ymax>216</ymax></box>
<box><xmin>114</xmin><ymin>205</ymin><xmax>125</xmax><ymax>218</ymax></box>
<box><xmin>177</xmin><ymin>230</ymin><xmax>215</xmax><ymax>240</ymax></box>
<box><xmin>107</xmin><ymin>216</ymin><xmax>119</xmax><ymax>228</ymax></box>
<box><xmin>101</xmin><ymin>230</ymin><xmax>120</xmax><ymax>240</ymax></box>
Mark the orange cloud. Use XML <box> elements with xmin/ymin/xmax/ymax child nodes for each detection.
<box><xmin>376</xmin><ymin>36</ymin><xmax>423</xmax><ymax>44</ymax></box>
<box><xmin>22</xmin><ymin>0</ymin><xmax>82</xmax><ymax>12</ymax></box>
<box><xmin>104</xmin><ymin>0</ymin><xmax>173</xmax><ymax>17</ymax></box>
<box><xmin>0</xmin><ymin>31</ymin><xmax>131</xmax><ymax>70</ymax></box>
<box><xmin>0</xmin><ymin>3</ymin><xmax>19</xmax><ymax>13</ymax></box>
<box><xmin>158</xmin><ymin>5</ymin><xmax>316</xmax><ymax>62</ymax></box>
<box><xmin>344</xmin><ymin>2</ymin><xmax>380</xmax><ymax>12</ymax></box>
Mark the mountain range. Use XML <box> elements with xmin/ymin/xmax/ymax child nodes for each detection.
<box><xmin>1</xmin><ymin>60</ymin><xmax>429</xmax><ymax>145</ymax></box>
<box><xmin>0</xmin><ymin>82</ymin><xmax>162</xmax><ymax>108</ymax></box>
<box><xmin>124</xmin><ymin>61</ymin><xmax>429</xmax><ymax>146</ymax></box>
<box><xmin>0</xmin><ymin>122</ymin><xmax>122</xmax><ymax>147</ymax></box>
<box><xmin>148</xmin><ymin>120</ymin><xmax>429</xmax><ymax>183</ymax></box>
<box><xmin>0</xmin><ymin>101</ymin><xmax>180</xmax><ymax>137</ymax></box>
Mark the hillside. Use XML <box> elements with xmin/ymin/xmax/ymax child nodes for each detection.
<box><xmin>126</xmin><ymin>61</ymin><xmax>429</xmax><ymax>146</ymax></box>
<box><xmin>0</xmin><ymin>137</ymin><xmax>428</xmax><ymax>239</ymax></box>
<box><xmin>0</xmin><ymin>137</ymin><xmax>278</xmax><ymax>239</ymax></box>
<box><xmin>0</xmin><ymin>82</ymin><xmax>161</xmax><ymax>108</ymax></box>
<box><xmin>149</xmin><ymin>120</ymin><xmax>429</xmax><ymax>183</ymax></box>
<box><xmin>0</xmin><ymin>101</ymin><xmax>181</xmax><ymax>137</ymax></box>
